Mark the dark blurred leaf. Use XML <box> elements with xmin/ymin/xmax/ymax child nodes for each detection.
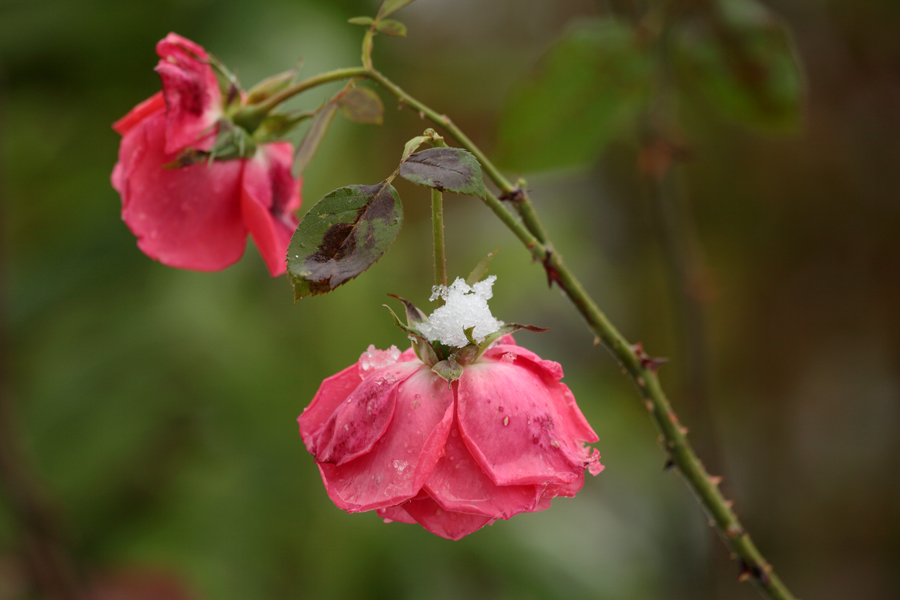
<box><xmin>348</xmin><ymin>16</ymin><xmax>375</xmax><ymax>26</ymax></box>
<box><xmin>293</xmin><ymin>101</ymin><xmax>339</xmax><ymax>176</ymax></box>
<box><xmin>496</xmin><ymin>18</ymin><xmax>653</xmax><ymax>172</ymax></box>
<box><xmin>288</xmin><ymin>183</ymin><xmax>403</xmax><ymax>299</ymax></box>
<box><xmin>399</xmin><ymin>148</ymin><xmax>487</xmax><ymax>196</ymax></box>
<box><xmin>377</xmin><ymin>0</ymin><xmax>417</xmax><ymax>20</ymax></box>
<box><xmin>673</xmin><ymin>0</ymin><xmax>805</xmax><ymax>132</ymax></box>
<box><xmin>337</xmin><ymin>87</ymin><xmax>385</xmax><ymax>125</ymax></box>
<box><xmin>375</xmin><ymin>19</ymin><xmax>407</xmax><ymax>37</ymax></box>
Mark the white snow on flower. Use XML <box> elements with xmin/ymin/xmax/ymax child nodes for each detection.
<box><xmin>359</xmin><ymin>344</ymin><xmax>401</xmax><ymax>374</ymax></box>
<box><xmin>420</xmin><ymin>276</ymin><xmax>501</xmax><ymax>348</ymax></box>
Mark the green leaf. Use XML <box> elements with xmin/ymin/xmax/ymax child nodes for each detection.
<box><xmin>432</xmin><ymin>357</ymin><xmax>463</xmax><ymax>383</ymax></box>
<box><xmin>399</xmin><ymin>148</ymin><xmax>487</xmax><ymax>197</ymax></box>
<box><xmin>293</xmin><ymin>101</ymin><xmax>339</xmax><ymax>176</ymax></box>
<box><xmin>375</xmin><ymin>19</ymin><xmax>407</xmax><ymax>37</ymax></box>
<box><xmin>245</xmin><ymin>68</ymin><xmax>297</xmax><ymax>105</ymax></box>
<box><xmin>673</xmin><ymin>0</ymin><xmax>804</xmax><ymax>133</ymax></box>
<box><xmin>337</xmin><ymin>87</ymin><xmax>384</xmax><ymax>125</ymax></box>
<box><xmin>383</xmin><ymin>304</ymin><xmax>439</xmax><ymax>365</ymax></box>
<box><xmin>348</xmin><ymin>16</ymin><xmax>375</xmax><ymax>26</ymax></box>
<box><xmin>288</xmin><ymin>182</ymin><xmax>403</xmax><ymax>299</ymax></box>
<box><xmin>477</xmin><ymin>324</ymin><xmax>548</xmax><ymax>360</ymax></box>
<box><xmin>465</xmin><ymin>250</ymin><xmax>499</xmax><ymax>286</ymax></box>
<box><xmin>376</xmin><ymin>0</ymin><xmax>417</xmax><ymax>20</ymax></box>
<box><xmin>496</xmin><ymin>18</ymin><xmax>654</xmax><ymax>172</ymax></box>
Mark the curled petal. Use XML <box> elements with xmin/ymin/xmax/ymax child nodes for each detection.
<box><xmin>297</xmin><ymin>363</ymin><xmax>363</xmax><ymax>454</ymax></box>
<box><xmin>402</xmin><ymin>494</ymin><xmax>493</xmax><ymax>541</ymax></box>
<box><xmin>457</xmin><ymin>356</ymin><xmax>595</xmax><ymax>487</ymax></box>
<box><xmin>112</xmin><ymin>92</ymin><xmax>165</xmax><ymax>136</ymax></box>
<box><xmin>318</xmin><ymin>367</ymin><xmax>453</xmax><ymax>512</ymax></box>
<box><xmin>155</xmin><ymin>33</ymin><xmax>222</xmax><ymax>154</ymax></box>
<box><xmin>240</xmin><ymin>143</ymin><xmax>302</xmax><ymax>277</ymax></box>
<box><xmin>118</xmin><ymin>113</ymin><xmax>247</xmax><ymax>271</ymax></box>
<box><xmin>313</xmin><ymin>362</ymin><xmax>419</xmax><ymax>465</ymax></box>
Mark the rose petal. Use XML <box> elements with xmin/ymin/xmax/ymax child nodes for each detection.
<box><xmin>483</xmin><ymin>344</ymin><xmax>599</xmax><ymax>444</ymax></box>
<box><xmin>457</xmin><ymin>357</ymin><xmax>591</xmax><ymax>487</ymax></box>
<box><xmin>118</xmin><ymin>112</ymin><xmax>247</xmax><ymax>271</ymax></box>
<box><xmin>424</xmin><ymin>415</ymin><xmax>545</xmax><ymax>519</ymax></box>
<box><xmin>240</xmin><ymin>143</ymin><xmax>301</xmax><ymax>277</ymax></box>
<box><xmin>318</xmin><ymin>367</ymin><xmax>453</xmax><ymax>512</ymax></box>
<box><xmin>154</xmin><ymin>33</ymin><xmax>222</xmax><ymax>154</ymax></box>
<box><xmin>375</xmin><ymin>504</ymin><xmax>417</xmax><ymax>525</ymax></box>
<box><xmin>402</xmin><ymin>494</ymin><xmax>493</xmax><ymax>541</ymax></box>
<box><xmin>297</xmin><ymin>363</ymin><xmax>363</xmax><ymax>453</ymax></box>
<box><xmin>313</xmin><ymin>362</ymin><xmax>419</xmax><ymax>465</ymax></box>
<box><xmin>112</xmin><ymin>92</ymin><xmax>165</xmax><ymax>136</ymax></box>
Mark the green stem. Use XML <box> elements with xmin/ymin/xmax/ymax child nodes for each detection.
<box><xmin>368</xmin><ymin>70</ymin><xmax>796</xmax><ymax>600</ymax></box>
<box><xmin>432</xmin><ymin>188</ymin><xmax>447</xmax><ymax>291</ymax></box>
<box><xmin>234</xmin><ymin>67</ymin><xmax>370</xmax><ymax>131</ymax></box>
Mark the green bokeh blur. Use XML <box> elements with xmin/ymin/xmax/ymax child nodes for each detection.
<box><xmin>1</xmin><ymin>1</ymin><xmax>898</xmax><ymax>599</ymax></box>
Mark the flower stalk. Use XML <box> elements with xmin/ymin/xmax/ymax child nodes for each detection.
<box><xmin>431</xmin><ymin>188</ymin><xmax>447</xmax><ymax>292</ymax></box>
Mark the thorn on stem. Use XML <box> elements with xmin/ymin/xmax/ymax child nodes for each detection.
<box><xmin>632</xmin><ymin>342</ymin><xmax>668</xmax><ymax>372</ymax></box>
<box><xmin>499</xmin><ymin>186</ymin><xmax>525</xmax><ymax>204</ymax></box>
<box><xmin>542</xmin><ymin>251</ymin><xmax>562</xmax><ymax>289</ymax></box>
<box><xmin>738</xmin><ymin>560</ymin><xmax>751</xmax><ymax>582</ymax></box>
<box><xmin>709</xmin><ymin>475</ymin><xmax>723</xmax><ymax>486</ymax></box>
<box><xmin>663</xmin><ymin>458</ymin><xmax>676</xmax><ymax>471</ymax></box>
<box><xmin>738</xmin><ymin>560</ymin><xmax>769</xmax><ymax>585</ymax></box>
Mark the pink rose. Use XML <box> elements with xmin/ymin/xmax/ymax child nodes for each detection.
<box><xmin>298</xmin><ymin>337</ymin><xmax>603</xmax><ymax>540</ymax></box>
<box><xmin>111</xmin><ymin>33</ymin><xmax>301</xmax><ymax>276</ymax></box>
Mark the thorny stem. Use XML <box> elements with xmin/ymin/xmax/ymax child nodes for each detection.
<box><xmin>368</xmin><ymin>70</ymin><xmax>798</xmax><ymax>600</ymax></box>
<box><xmin>249</xmin><ymin>58</ymin><xmax>796</xmax><ymax>600</ymax></box>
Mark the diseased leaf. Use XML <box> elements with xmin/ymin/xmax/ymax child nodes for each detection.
<box><xmin>673</xmin><ymin>0</ymin><xmax>804</xmax><ymax>132</ymax></box>
<box><xmin>337</xmin><ymin>87</ymin><xmax>384</xmax><ymax>125</ymax></box>
<box><xmin>496</xmin><ymin>18</ymin><xmax>653</xmax><ymax>173</ymax></box>
<box><xmin>348</xmin><ymin>16</ymin><xmax>375</xmax><ymax>26</ymax></box>
<box><xmin>377</xmin><ymin>0</ymin><xmax>417</xmax><ymax>20</ymax></box>
<box><xmin>375</xmin><ymin>19</ymin><xmax>407</xmax><ymax>37</ymax></box>
<box><xmin>288</xmin><ymin>182</ymin><xmax>403</xmax><ymax>299</ymax></box>
<box><xmin>399</xmin><ymin>147</ymin><xmax>487</xmax><ymax>197</ymax></box>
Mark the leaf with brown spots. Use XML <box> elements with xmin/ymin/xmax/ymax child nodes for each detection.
<box><xmin>399</xmin><ymin>147</ymin><xmax>487</xmax><ymax>197</ymax></box>
<box><xmin>288</xmin><ymin>182</ymin><xmax>403</xmax><ymax>299</ymax></box>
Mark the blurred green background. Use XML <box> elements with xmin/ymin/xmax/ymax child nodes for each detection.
<box><xmin>1</xmin><ymin>0</ymin><xmax>898</xmax><ymax>599</ymax></box>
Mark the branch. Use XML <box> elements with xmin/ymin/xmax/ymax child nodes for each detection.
<box><xmin>368</xmin><ymin>68</ymin><xmax>797</xmax><ymax>600</ymax></box>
